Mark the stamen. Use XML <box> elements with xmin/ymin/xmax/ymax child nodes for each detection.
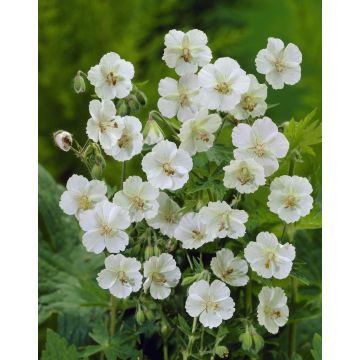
<box><xmin>163</xmin><ymin>163</ymin><xmax>175</xmax><ymax>176</ymax></box>
<box><xmin>215</xmin><ymin>82</ymin><xmax>231</xmax><ymax>94</ymax></box>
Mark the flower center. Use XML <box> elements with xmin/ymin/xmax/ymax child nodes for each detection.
<box><xmin>106</xmin><ymin>71</ymin><xmax>119</xmax><ymax>86</ymax></box>
<box><xmin>182</xmin><ymin>47</ymin><xmax>192</xmax><ymax>62</ymax></box>
<box><xmin>274</xmin><ymin>59</ymin><xmax>285</xmax><ymax>73</ymax></box>
<box><xmin>118</xmin><ymin>134</ymin><xmax>130</xmax><ymax>148</ymax></box>
<box><xmin>237</xmin><ymin>166</ymin><xmax>254</xmax><ymax>185</ymax></box>
<box><xmin>222</xmin><ymin>268</ymin><xmax>234</xmax><ymax>278</ymax></box>
<box><xmin>78</xmin><ymin>194</ymin><xmax>92</xmax><ymax>210</ymax></box>
<box><xmin>264</xmin><ymin>252</ymin><xmax>276</xmax><ymax>269</ymax></box>
<box><xmin>132</xmin><ymin>196</ymin><xmax>145</xmax><ymax>210</ymax></box>
<box><xmin>196</xmin><ymin>131</ymin><xmax>210</xmax><ymax>143</ymax></box>
<box><xmin>264</xmin><ymin>306</ymin><xmax>281</xmax><ymax>319</ymax></box>
<box><xmin>179</xmin><ymin>92</ymin><xmax>190</xmax><ymax>106</ymax></box>
<box><xmin>163</xmin><ymin>163</ymin><xmax>175</xmax><ymax>176</ymax></box>
<box><xmin>242</xmin><ymin>95</ymin><xmax>256</xmax><ymax>111</ymax></box>
<box><xmin>215</xmin><ymin>82</ymin><xmax>231</xmax><ymax>94</ymax></box>
<box><xmin>205</xmin><ymin>301</ymin><xmax>219</xmax><ymax>312</ymax></box>
<box><xmin>164</xmin><ymin>212</ymin><xmax>177</xmax><ymax>224</ymax></box>
<box><xmin>153</xmin><ymin>272</ymin><xmax>166</xmax><ymax>284</ymax></box>
<box><xmin>100</xmin><ymin>223</ymin><xmax>113</xmax><ymax>236</ymax></box>
<box><xmin>118</xmin><ymin>271</ymin><xmax>129</xmax><ymax>284</ymax></box>
<box><xmin>253</xmin><ymin>143</ymin><xmax>266</xmax><ymax>157</ymax></box>
<box><xmin>192</xmin><ymin>230</ymin><xmax>204</xmax><ymax>242</ymax></box>
<box><xmin>284</xmin><ymin>195</ymin><xmax>297</xmax><ymax>208</ymax></box>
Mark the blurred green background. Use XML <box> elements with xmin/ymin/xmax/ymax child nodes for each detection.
<box><xmin>39</xmin><ymin>0</ymin><xmax>321</xmax><ymax>184</ymax></box>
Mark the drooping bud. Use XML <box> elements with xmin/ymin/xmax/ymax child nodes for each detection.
<box><xmin>127</xmin><ymin>94</ymin><xmax>141</xmax><ymax>112</ymax></box>
<box><xmin>135</xmin><ymin>305</ymin><xmax>145</xmax><ymax>325</ymax></box>
<box><xmin>153</xmin><ymin>245</ymin><xmax>161</xmax><ymax>256</ymax></box>
<box><xmin>116</xmin><ymin>99</ymin><xmax>129</xmax><ymax>116</ymax></box>
<box><xmin>53</xmin><ymin>130</ymin><xmax>73</xmax><ymax>152</ymax></box>
<box><xmin>144</xmin><ymin>245</ymin><xmax>154</xmax><ymax>260</ymax></box>
<box><xmin>135</xmin><ymin>90</ymin><xmax>147</xmax><ymax>106</ymax></box>
<box><xmin>239</xmin><ymin>324</ymin><xmax>253</xmax><ymax>351</ymax></box>
<box><xmin>73</xmin><ymin>71</ymin><xmax>86</xmax><ymax>94</ymax></box>
<box><xmin>143</xmin><ymin>116</ymin><xmax>165</xmax><ymax>145</ymax></box>
<box><xmin>215</xmin><ymin>345</ymin><xmax>229</xmax><ymax>358</ymax></box>
<box><xmin>249</xmin><ymin>325</ymin><xmax>264</xmax><ymax>353</ymax></box>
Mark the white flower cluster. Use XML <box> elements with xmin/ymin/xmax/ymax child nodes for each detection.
<box><xmin>58</xmin><ymin>29</ymin><xmax>312</xmax><ymax>335</ymax></box>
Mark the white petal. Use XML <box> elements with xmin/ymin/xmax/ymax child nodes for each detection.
<box><xmin>97</xmin><ymin>269</ymin><xmax>117</xmax><ymax>289</ymax></box>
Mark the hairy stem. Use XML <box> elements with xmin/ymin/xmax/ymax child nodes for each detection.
<box><xmin>183</xmin><ymin>317</ymin><xmax>197</xmax><ymax>360</ymax></box>
<box><xmin>245</xmin><ymin>279</ymin><xmax>253</xmax><ymax>316</ymax></box>
<box><xmin>110</xmin><ymin>295</ymin><xmax>117</xmax><ymax>336</ymax></box>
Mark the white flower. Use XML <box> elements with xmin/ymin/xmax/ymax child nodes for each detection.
<box><xmin>53</xmin><ymin>130</ymin><xmax>72</xmax><ymax>152</ymax></box>
<box><xmin>142</xmin><ymin>140</ymin><xmax>193</xmax><ymax>190</ymax></box>
<box><xmin>257</xmin><ymin>286</ymin><xmax>289</xmax><ymax>334</ymax></box>
<box><xmin>86</xmin><ymin>100</ymin><xmax>123</xmax><ymax>150</ymax></box>
<box><xmin>59</xmin><ymin>174</ymin><xmax>107</xmax><ymax>218</ymax></box>
<box><xmin>113</xmin><ymin>176</ymin><xmax>159</xmax><ymax>223</ymax></box>
<box><xmin>255</xmin><ymin>38</ymin><xmax>302</xmax><ymax>90</ymax></box>
<box><xmin>268</xmin><ymin>176</ymin><xmax>313</xmax><ymax>223</ymax></box>
<box><xmin>230</xmin><ymin>74</ymin><xmax>267</xmax><ymax>120</ymax></box>
<box><xmin>97</xmin><ymin>254</ymin><xmax>142</xmax><ymax>299</ymax></box>
<box><xmin>147</xmin><ymin>192</ymin><xmax>181</xmax><ymax>237</ymax></box>
<box><xmin>88</xmin><ymin>52</ymin><xmax>134</xmax><ymax>100</ymax></box>
<box><xmin>244</xmin><ymin>232</ymin><xmax>295</xmax><ymax>279</ymax></box>
<box><xmin>179</xmin><ymin>109</ymin><xmax>222</xmax><ymax>156</ymax></box>
<box><xmin>199</xmin><ymin>201</ymin><xmax>248</xmax><ymax>239</ymax></box>
<box><xmin>174</xmin><ymin>212</ymin><xmax>215</xmax><ymax>249</ymax></box>
<box><xmin>210</xmin><ymin>248</ymin><xmax>249</xmax><ymax>287</ymax></box>
<box><xmin>143</xmin><ymin>253</ymin><xmax>181</xmax><ymax>300</ymax></box>
<box><xmin>162</xmin><ymin>29</ymin><xmax>212</xmax><ymax>76</ymax></box>
<box><xmin>158</xmin><ymin>74</ymin><xmax>201</xmax><ymax>122</ymax></box>
<box><xmin>185</xmin><ymin>280</ymin><xmax>235</xmax><ymax>328</ymax></box>
<box><xmin>198</xmin><ymin>57</ymin><xmax>250</xmax><ymax>111</ymax></box>
<box><xmin>143</xmin><ymin>118</ymin><xmax>164</xmax><ymax>145</ymax></box>
<box><xmin>223</xmin><ymin>158</ymin><xmax>265</xmax><ymax>193</ymax></box>
<box><xmin>104</xmin><ymin>116</ymin><xmax>143</xmax><ymax>161</ymax></box>
<box><xmin>79</xmin><ymin>200</ymin><xmax>130</xmax><ymax>254</ymax></box>
<box><xmin>232</xmin><ymin>117</ymin><xmax>289</xmax><ymax>176</ymax></box>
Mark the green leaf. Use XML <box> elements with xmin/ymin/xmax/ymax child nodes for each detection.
<box><xmin>41</xmin><ymin>329</ymin><xmax>78</xmax><ymax>360</ymax></box>
<box><xmin>206</xmin><ymin>143</ymin><xmax>233</xmax><ymax>165</ymax></box>
<box><xmin>177</xmin><ymin>315</ymin><xmax>191</xmax><ymax>336</ymax></box>
<box><xmin>311</xmin><ymin>333</ymin><xmax>322</xmax><ymax>360</ymax></box>
<box><xmin>296</xmin><ymin>202</ymin><xmax>322</xmax><ymax>230</ymax></box>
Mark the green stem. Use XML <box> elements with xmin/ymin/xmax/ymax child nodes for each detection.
<box><xmin>110</xmin><ymin>295</ymin><xmax>117</xmax><ymax>336</ymax></box>
<box><xmin>120</xmin><ymin>161</ymin><xmax>126</xmax><ymax>188</ymax></box>
<box><xmin>280</xmin><ymin>223</ymin><xmax>287</xmax><ymax>243</ymax></box>
<box><xmin>245</xmin><ymin>279</ymin><xmax>253</xmax><ymax>316</ymax></box>
<box><xmin>200</xmin><ymin>326</ymin><xmax>204</xmax><ymax>356</ymax></box>
<box><xmin>183</xmin><ymin>317</ymin><xmax>197</xmax><ymax>360</ymax></box>
<box><xmin>186</xmin><ymin>252</ymin><xmax>194</xmax><ymax>271</ymax></box>
<box><xmin>163</xmin><ymin>342</ymin><xmax>169</xmax><ymax>360</ymax></box>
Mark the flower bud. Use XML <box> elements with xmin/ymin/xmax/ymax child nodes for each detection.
<box><xmin>53</xmin><ymin>130</ymin><xmax>72</xmax><ymax>152</ymax></box>
<box><xmin>250</xmin><ymin>325</ymin><xmax>264</xmax><ymax>353</ymax></box>
<box><xmin>73</xmin><ymin>71</ymin><xmax>86</xmax><ymax>94</ymax></box>
<box><xmin>144</xmin><ymin>245</ymin><xmax>154</xmax><ymax>260</ymax></box>
<box><xmin>127</xmin><ymin>94</ymin><xmax>141</xmax><ymax>112</ymax></box>
<box><xmin>91</xmin><ymin>163</ymin><xmax>103</xmax><ymax>179</ymax></box>
<box><xmin>135</xmin><ymin>90</ymin><xmax>147</xmax><ymax>106</ymax></box>
<box><xmin>143</xmin><ymin>118</ymin><xmax>165</xmax><ymax>145</ymax></box>
<box><xmin>153</xmin><ymin>245</ymin><xmax>161</xmax><ymax>256</ymax></box>
<box><xmin>239</xmin><ymin>325</ymin><xmax>252</xmax><ymax>351</ymax></box>
<box><xmin>135</xmin><ymin>305</ymin><xmax>145</xmax><ymax>325</ymax></box>
<box><xmin>215</xmin><ymin>345</ymin><xmax>229</xmax><ymax>358</ymax></box>
<box><xmin>116</xmin><ymin>100</ymin><xmax>129</xmax><ymax>116</ymax></box>
<box><xmin>144</xmin><ymin>307</ymin><xmax>154</xmax><ymax>321</ymax></box>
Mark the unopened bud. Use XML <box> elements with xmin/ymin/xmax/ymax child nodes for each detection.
<box><xmin>144</xmin><ymin>245</ymin><xmax>154</xmax><ymax>260</ymax></box>
<box><xmin>239</xmin><ymin>325</ymin><xmax>252</xmax><ymax>351</ymax></box>
<box><xmin>53</xmin><ymin>130</ymin><xmax>72</xmax><ymax>152</ymax></box>
<box><xmin>135</xmin><ymin>305</ymin><xmax>145</xmax><ymax>325</ymax></box>
<box><xmin>215</xmin><ymin>345</ymin><xmax>229</xmax><ymax>358</ymax></box>
<box><xmin>250</xmin><ymin>325</ymin><xmax>264</xmax><ymax>353</ymax></box>
<box><xmin>116</xmin><ymin>100</ymin><xmax>129</xmax><ymax>116</ymax></box>
<box><xmin>135</xmin><ymin>90</ymin><xmax>147</xmax><ymax>106</ymax></box>
<box><xmin>73</xmin><ymin>71</ymin><xmax>86</xmax><ymax>94</ymax></box>
<box><xmin>153</xmin><ymin>245</ymin><xmax>161</xmax><ymax>256</ymax></box>
<box><xmin>144</xmin><ymin>308</ymin><xmax>154</xmax><ymax>321</ymax></box>
<box><xmin>127</xmin><ymin>94</ymin><xmax>141</xmax><ymax>112</ymax></box>
<box><xmin>143</xmin><ymin>118</ymin><xmax>164</xmax><ymax>145</ymax></box>
<box><xmin>91</xmin><ymin>164</ymin><xmax>103</xmax><ymax>179</ymax></box>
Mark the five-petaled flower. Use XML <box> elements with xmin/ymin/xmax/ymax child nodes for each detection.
<box><xmin>97</xmin><ymin>254</ymin><xmax>142</xmax><ymax>299</ymax></box>
<box><xmin>142</xmin><ymin>140</ymin><xmax>193</xmax><ymax>190</ymax></box>
<box><xmin>88</xmin><ymin>52</ymin><xmax>135</xmax><ymax>100</ymax></box>
<box><xmin>211</xmin><ymin>248</ymin><xmax>249</xmax><ymax>287</ymax></box>
<box><xmin>268</xmin><ymin>175</ymin><xmax>313</xmax><ymax>223</ymax></box>
<box><xmin>162</xmin><ymin>29</ymin><xmax>212</xmax><ymax>76</ymax></box>
<box><xmin>113</xmin><ymin>176</ymin><xmax>159</xmax><ymax>223</ymax></box>
<box><xmin>185</xmin><ymin>279</ymin><xmax>235</xmax><ymax>328</ymax></box>
<box><xmin>59</xmin><ymin>174</ymin><xmax>107</xmax><ymax>218</ymax></box>
<box><xmin>232</xmin><ymin>117</ymin><xmax>289</xmax><ymax>176</ymax></box>
<box><xmin>245</xmin><ymin>232</ymin><xmax>295</xmax><ymax>279</ymax></box>
<box><xmin>143</xmin><ymin>253</ymin><xmax>181</xmax><ymax>300</ymax></box>
<box><xmin>255</xmin><ymin>37</ymin><xmax>302</xmax><ymax>90</ymax></box>
<box><xmin>257</xmin><ymin>286</ymin><xmax>289</xmax><ymax>334</ymax></box>
<box><xmin>79</xmin><ymin>200</ymin><xmax>131</xmax><ymax>254</ymax></box>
